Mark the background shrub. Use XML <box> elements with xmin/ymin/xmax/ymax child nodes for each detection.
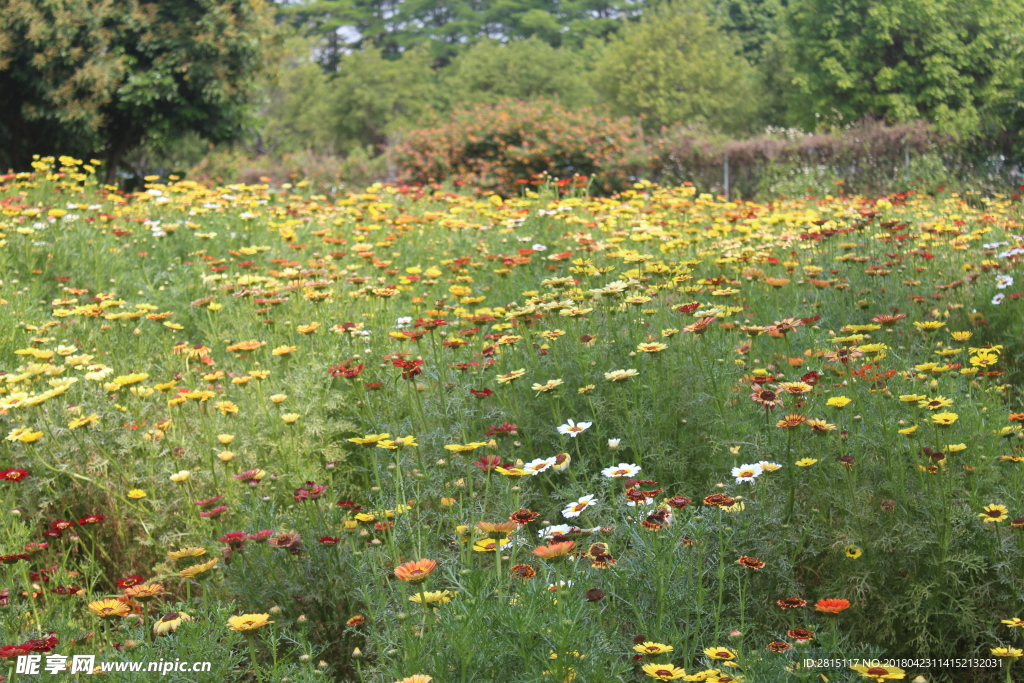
<box><xmin>392</xmin><ymin>99</ymin><xmax>645</xmax><ymax>196</ymax></box>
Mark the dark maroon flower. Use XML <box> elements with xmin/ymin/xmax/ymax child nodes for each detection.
<box><xmin>0</xmin><ymin>554</ymin><xmax>30</xmax><ymax>564</ymax></box>
<box><xmin>585</xmin><ymin>588</ymin><xmax>605</xmax><ymax>602</ymax></box>
<box><xmin>193</xmin><ymin>495</ymin><xmax>224</xmax><ymax>507</ymax></box>
<box><xmin>319</xmin><ymin>536</ymin><xmax>340</xmax><ymax>545</ymax></box>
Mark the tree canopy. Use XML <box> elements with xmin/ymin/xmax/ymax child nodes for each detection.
<box><xmin>0</xmin><ymin>0</ymin><xmax>277</xmax><ymax>178</ymax></box>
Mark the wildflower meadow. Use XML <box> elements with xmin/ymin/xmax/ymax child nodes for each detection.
<box><xmin>1</xmin><ymin>157</ymin><xmax>1023</xmax><ymax>683</ymax></box>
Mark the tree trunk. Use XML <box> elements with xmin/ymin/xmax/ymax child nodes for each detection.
<box><xmin>104</xmin><ymin>130</ymin><xmax>132</xmax><ymax>186</ymax></box>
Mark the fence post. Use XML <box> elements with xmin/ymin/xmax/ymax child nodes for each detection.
<box><xmin>724</xmin><ymin>153</ymin><xmax>730</xmax><ymax>201</ymax></box>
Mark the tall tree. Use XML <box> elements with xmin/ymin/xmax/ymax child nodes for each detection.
<box><xmin>592</xmin><ymin>0</ymin><xmax>762</xmax><ymax>133</ymax></box>
<box><xmin>0</xmin><ymin>0</ymin><xmax>277</xmax><ymax>179</ymax></box>
<box><xmin>782</xmin><ymin>0</ymin><xmax>1024</xmax><ymax>135</ymax></box>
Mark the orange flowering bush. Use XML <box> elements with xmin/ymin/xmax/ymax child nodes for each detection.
<box><xmin>393</xmin><ymin>99</ymin><xmax>645</xmax><ymax>196</ymax></box>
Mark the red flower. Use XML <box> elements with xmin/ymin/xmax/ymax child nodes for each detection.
<box><xmin>0</xmin><ymin>645</ymin><xmax>31</xmax><ymax>660</ymax></box>
<box><xmin>116</xmin><ymin>575</ymin><xmax>145</xmax><ymax>588</ymax></box>
<box><xmin>0</xmin><ymin>469</ymin><xmax>30</xmax><ymax>482</ymax></box>
<box><xmin>78</xmin><ymin>514</ymin><xmax>104</xmax><ymax>525</ymax></box>
<box><xmin>50</xmin><ymin>520</ymin><xmax>76</xmax><ymax>531</ymax></box>
<box><xmin>473</xmin><ymin>455</ymin><xmax>503</xmax><ymax>471</ymax></box>
<box><xmin>319</xmin><ymin>536</ymin><xmax>341</xmax><ymax>545</ymax></box>
<box><xmin>328</xmin><ymin>361</ymin><xmax>364</xmax><ymax>379</ymax></box>
<box><xmin>392</xmin><ymin>358</ymin><xmax>425</xmax><ymax>380</ymax></box>
<box><xmin>198</xmin><ymin>505</ymin><xmax>228</xmax><ymax>519</ymax></box>
<box><xmin>219</xmin><ymin>532</ymin><xmax>248</xmax><ymax>549</ymax></box>
<box><xmin>248</xmin><ymin>530</ymin><xmax>274</xmax><ymax>542</ymax></box>
<box><xmin>193</xmin><ymin>495</ymin><xmax>224</xmax><ymax>507</ymax></box>
<box><xmin>469</xmin><ymin>388</ymin><xmax>493</xmax><ymax>398</ymax></box>
<box><xmin>364</xmin><ymin>382</ymin><xmax>385</xmax><ymax>390</ymax></box>
<box><xmin>485</xmin><ymin>421</ymin><xmax>518</xmax><ymax>437</ymax></box>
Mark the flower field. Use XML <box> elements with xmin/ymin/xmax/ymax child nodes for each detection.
<box><xmin>0</xmin><ymin>157</ymin><xmax>1023</xmax><ymax>682</ymax></box>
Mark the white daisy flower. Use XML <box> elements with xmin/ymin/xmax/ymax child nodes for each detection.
<box><xmin>731</xmin><ymin>463</ymin><xmax>763</xmax><ymax>483</ymax></box>
<box><xmin>562</xmin><ymin>494</ymin><xmax>597</xmax><ymax>518</ymax></box>
<box><xmin>522</xmin><ymin>457</ymin><xmax>558</xmax><ymax>475</ymax></box>
<box><xmin>996</xmin><ymin>274</ymin><xmax>1014</xmax><ymax>289</ymax></box>
<box><xmin>601</xmin><ymin>463</ymin><xmax>641</xmax><ymax>478</ymax></box>
<box><xmin>538</xmin><ymin>524</ymin><xmax>574</xmax><ymax>540</ymax></box>
<box><xmin>557</xmin><ymin>419</ymin><xmax>592</xmax><ymax>437</ymax></box>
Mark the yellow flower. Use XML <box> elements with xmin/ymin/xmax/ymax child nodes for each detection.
<box><xmin>216</xmin><ymin>400</ymin><xmax>239</xmax><ymax>415</ymax></box>
<box><xmin>844</xmin><ymin>545</ymin><xmax>863</xmax><ymax>559</ymax></box>
<box><xmin>473</xmin><ymin>538</ymin><xmax>511</xmax><ymax>552</ymax></box>
<box><xmin>170</xmin><ymin>470</ymin><xmax>191</xmax><ymax>483</ymax></box>
<box><xmin>269</xmin><ymin>394</ymin><xmax>287</xmax><ymax>403</ymax></box>
<box><xmin>349</xmin><ymin>433</ymin><xmax>391</xmax><ymax>445</ymax></box>
<box><xmin>394</xmin><ymin>676</ymin><xmax>432</xmax><ymax>683</ymax></box>
<box><xmin>281</xmin><ymin>413</ymin><xmax>300</xmax><ymax>424</ymax></box>
<box><xmin>153</xmin><ymin>611</ymin><xmax>192</xmax><ymax>636</ymax></box>
<box><xmin>167</xmin><ymin>547</ymin><xmax>206</xmax><ymax>561</ymax></box>
<box><xmin>496</xmin><ymin>369</ymin><xmax>526</xmax><ymax>384</ymax></box>
<box><xmin>531</xmin><ymin>379</ymin><xmax>564</xmax><ymax>394</ymax></box>
<box><xmin>179</xmin><ymin>558</ymin><xmax>219</xmax><ymax>578</ymax></box>
<box><xmin>899</xmin><ymin>394</ymin><xmax>927</xmax><ymax>403</ymax></box>
<box><xmin>850</xmin><ymin>663</ymin><xmax>906</xmax><ymax>681</ymax></box>
<box><xmin>950</xmin><ymin>330</ymin><xmax>972</xmax><ymax>341</ymax></box>
<box><xmin>641</xmin><ymin>663</ymin><xmax>687</xmax><ymax>680</ymax></box>
<box><xmin>227</xmin><ymin>613</ymin><xmax>273</xmax><ymax>631</ymax></box>
<box><xmin>979</xmin><ymin>504</ymin><xmax>1009</xmax><ymax>523</ymax></box>
<box><xmin>88</xmin><ymin>599</ymin><xmax>131</xmax><ymax>618</ymax></box>
<box><xmin>634</xmin><ymin>642</ymin><xmax>674</xmax><ymax>655</ymax></box>
<box><xmin>218</xmin><ymin>450</ymin><xmax>235</xmax><ymax>462</ymax></box>
<box><xmin>931</xmin><ymin>412</ymin><xmax>958</xmax><ymax>426</ymax></box>
<box><xmin>795</xmin><ymin>458</ymin><xmax>818</xmax><ymax>467</ymax></box>
<box><xmin>703</xmin><ymin>647</ymin><xmax>736</xmax><ymax>661</ymax></box>
<box><xmin>127</xmin><ymin>489</ymin><xmax>147</xmax><ymax>499</ymax></box>
<box><xmin>577</xmin><ymin>385</ymin><xmax>595</xmax><ymax>394</ymax></box>
<box><xmin>68</xmin><ymin>414</ymin><xmax>100</xmax><ymax>429</ymax></box>
<box><xmin>271</xmin><ymin>345</ymin><xmax>297</xmax><ymax>356</ymax></box>
<box><xmin>218</xmin><ymin>434</ymin><xmax>235</xmax><ymax>444</ymax></box>
<box><xmin>443</xmin><ymin>442</ymin><xmax>488</xmax><ymax>453</ymax></box>
<box><xmin>826</xmin><ymin>396</ymin><xmax>851</xmax><ymax>408</ymax></box>
<box><xmin>6</xmin><ymin>427</ymin><xmax>43</xmax><ymax>443</ymax></box>
<box><xmin>913</xmin><ymin>321</ymin><xmax>945</xmax><ymax>330</ymax></box>
<box><xmin>990</xmin><ymin>648</ymin><xmax>1023</xmax><ymax>658</ymax></box>
<box><xmin>898</xmin><ymin>425</ymin><xmax>919</xmax><ymax>435</ymax></box>
<box><xmin>408</xmin><ymin>590</ymin><xmax>457</xmax><ymax>604</ymax></box>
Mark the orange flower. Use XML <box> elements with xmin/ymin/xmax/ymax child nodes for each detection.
<box><xmin>815</xmin><ymin>598</ymin><xmax>851</xmax><ymax>613</ymax></box>
<box><xmin>394</xmin><ymin>558</ymin><xmax>438</xmax><ymax>583</ymax></box>
<box><xmin>532</xmin><ymin>541</ymin><xmax>575</xmax><ymax>560</ymax></box>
